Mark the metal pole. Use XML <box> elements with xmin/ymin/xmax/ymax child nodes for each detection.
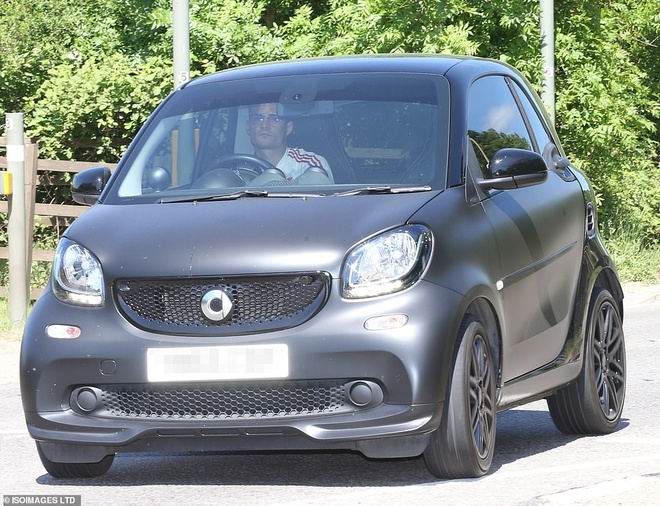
<box><xmin>173</xmin><ymin>0</ymin><xmax>190</xmax><ymax>89</ymax></box>
<box><xmin>6</xmin><ymin>113</ymin><xmax>28</xmax><ymax>326</ymax></box>
<box><xmin>540</xmin><ymin>0</ymin><xmax>556</xmax><ymax>124</ymax></box>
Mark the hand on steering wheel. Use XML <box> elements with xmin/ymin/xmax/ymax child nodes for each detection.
<box><xmin>193</xmin><ymin>154</ymin><xmax>287</xmax><ymax>188</ymax></box>
<box><xmin>213</xmin><ymin>153</ymin><xmax>286</xmax><ymax>180</ymax></box>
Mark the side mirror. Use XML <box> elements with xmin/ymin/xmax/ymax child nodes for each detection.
<box><xmin>477</xmin><ymin>148</ymin><xmax>548</xmax><ymax>192</ymax></box>
<box><xmin>145</xmin><ymin>166</ymin><xmax>171</xmax><ymax>192</ymax></box>
<box><xmin>72</xmin><ymin>167</ymin><xmax>112</xmax><ymax>205</ymax></box>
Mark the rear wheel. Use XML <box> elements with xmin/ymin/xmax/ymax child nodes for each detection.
<box><xmin>423</xmin><ymin>317</ymin><xmax>496</xmax><ymax>479</ymax></box>
<box><xmin>547</xmin><ymin>288</ymin><xmax>626</xmax><ymax>434</ymax></box>
<box><xmin>36</xmin><ymin>442</ymin><xmax>115</xmax><ymax>478</ymax></box>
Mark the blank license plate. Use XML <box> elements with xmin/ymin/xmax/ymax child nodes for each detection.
<box><xmin>147</xmin><ymin>344</ymin><xmax>289</xmax><ymax>382</ymax></box>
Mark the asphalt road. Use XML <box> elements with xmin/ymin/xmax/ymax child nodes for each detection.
<box><xmin>1</xmin><ymin>284</ymin><xmax>659</xmax><ymax>506</ymax></box>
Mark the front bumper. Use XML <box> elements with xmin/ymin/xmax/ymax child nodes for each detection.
<box><xmin>28</xmin><ymin>401</ymin><xmax>440</xmax><ymax>462</ymax></box>
<box><xmin>21</xmin><ymin>280</ymin><xmax>463</xmax><ymax>461</ymax></box>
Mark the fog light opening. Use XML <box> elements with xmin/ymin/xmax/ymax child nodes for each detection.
<box><xmin>73</xmin><ymin>387</ymin><xmax>99</xmax><ymax>413</ymax></box>
<box><xmin>364</xmin><ymin>314</ymin><xmax>409</xmax><ymax>331</ymax></box>
<box><xmin>348</xmin><ymin>382</ymin><xmax>374</xmax><ymax>407</ymax></box>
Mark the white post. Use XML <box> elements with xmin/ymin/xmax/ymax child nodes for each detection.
<box><xmin>173</xmin><ymin>0</ymin><xmax>190</xmax><ymax>89</ymax></box>
<box><xmin>540</xmin><ymin>0</ymin><xmax>556</xmax><ymax>124</ymax></box>
<box><xmin>6</xmin><ymin>113</ymin><xmax>28</xmax><ymax>326</ymax></box>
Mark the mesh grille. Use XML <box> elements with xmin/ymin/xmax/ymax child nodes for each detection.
<box><xmin>115</xmin><ymin>273</ymin><xmax>329</xmax><ymax>335</ymax></box>
<box><xmin>98</xmin><ymin>381</ymin><xmax>347</xmax><ymax>420</ymax></box>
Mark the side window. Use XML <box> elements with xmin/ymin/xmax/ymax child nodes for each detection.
<box><xmin>510</xmin><ymin>80</ymin><xmax>553</xmax><ymax>151</ymax></box>
<box><xmin>119</xmin><ymin>109</ymin><xmax>232</xmax><ymax>196</ymax></box>
<box><xmin>467</xmin><ymin>76</ymin><xmax>533</xmax><ymax>179</ymax></box>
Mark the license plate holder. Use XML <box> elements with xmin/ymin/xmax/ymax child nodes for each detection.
<box><xmin>147</xmin><ymin>344</ymin><xmax>289</xmax><ymax>382</ymax></box>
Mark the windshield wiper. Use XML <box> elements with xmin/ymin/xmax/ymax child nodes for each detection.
<box><xmin>335</xmin><ymin>185</ymin><xmax>432</xmax><ymax>196</ymax></box>
<box><xmin>158</xmin><ymin>189</ymin><xmax>269</xmax><ymax>204</ymax></box>
<box><xmin>158</xmin><ymin>186</ymin><xmax>432</xmax><ymax>203</ymax></box>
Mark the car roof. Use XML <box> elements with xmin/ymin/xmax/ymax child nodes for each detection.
<box><xmin>182</xmin><ymin>54</ymin><xmax>517</xmax><ymax>88</ymax></box>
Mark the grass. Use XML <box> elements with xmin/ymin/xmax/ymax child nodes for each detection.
<box><xmin>604</xmin><ymin>231</ymin><xmax>660</xmax><ymax>284</ymax></box>
<box><xmin>0</xmin><ymin>298</ymin><xmax>25</xmax><ymax>341</ymax></box>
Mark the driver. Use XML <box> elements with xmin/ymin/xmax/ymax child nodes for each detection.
<box><xmin>247</xmin><ymin>103</ymin><xmax>334</xmax><ymax>182</ymax></box>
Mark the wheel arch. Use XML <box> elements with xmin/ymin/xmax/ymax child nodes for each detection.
<box><xmin>557</xmin><ymin>252</ymin><xmax>625</xmax><ymax>373</ymax></box>
<box><xmin>463</xmin><ymin>297</ymin><xmax>503</xmax><ymax>393</ymax></box>
<box><xmin>573</xmin><ymin>264</ymin><xmax>625</xmax><ymax>363</ymax></box>
<box><xmin>592</xmin><ymin>266</ymin><xmax>624</xmax><ymax>320</ymax></box>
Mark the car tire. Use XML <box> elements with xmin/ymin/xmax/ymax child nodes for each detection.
<box><xmin>423</xmin><ymin>317</ymin><xmax>496</xmax><ymax>479</ymax></box>
<box><xmin>547</xmin><ymin>288</ymin><xmax>626</xmax><ymax>434</ymax></box>
<box><xmin>36</xmin><ymin>442</ymin><xmax>115</xmax><ymax>478</ymax></box>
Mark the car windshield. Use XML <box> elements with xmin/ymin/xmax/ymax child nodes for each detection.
<box><xmin>106</xmin><ymin>72</ymin><xmax>449</xmax><ymax>203</ymax></box>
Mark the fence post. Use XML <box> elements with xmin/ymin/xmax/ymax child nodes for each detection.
<box><xmin>6</xmin><ymin>113</ymin><xmax>28</xmax><ymax>326</ymax></box>
<box><xmin>24</xmin><ymin>141</ymin><xmax>39</xmax><ymax>293</ymax></box>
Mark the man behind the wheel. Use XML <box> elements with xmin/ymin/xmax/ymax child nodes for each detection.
<box><xmin>247</xmin><ymin>102</ymin><xmax>334</xmax><ymax>182</ymax></box>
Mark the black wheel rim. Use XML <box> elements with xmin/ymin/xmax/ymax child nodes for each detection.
<box><xmin>592</xmin><ymin>299</ymin><xmax>625</xmax><ymax>420</ymax></box>
<box><xmin>469</xmin><ymin>333</ymin><xmax>495</xmax><ymax>459</ymax></box>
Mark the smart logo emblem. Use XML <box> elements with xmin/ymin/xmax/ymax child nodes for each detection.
<box><xmin>201</xmin><ymin>288</ymin><xmax>234</xmax><ymax>322</ymax></box>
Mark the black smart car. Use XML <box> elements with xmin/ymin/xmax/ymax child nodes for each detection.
<box><xmin>20</xmin><ymin>55</ymin><xmax>626</xmax><ymax>480</ymax></box>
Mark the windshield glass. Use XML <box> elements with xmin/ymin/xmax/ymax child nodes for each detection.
<box><xmin>106</xmin><ymin>72</ymin><xmax>449</xmax><ymax>203</ymax></box>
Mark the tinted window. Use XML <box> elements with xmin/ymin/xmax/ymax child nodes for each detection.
<box><xmin>467</xmin><ymin>76</ymin><xmax>533</xmax><ymax>178</ymax></box>
<box><xmin>510</xmin><ymin>80</ymin><xmax>553</xmax><ymax>151</ymax></box>
<box><xmin>108</xmin><ymin>73</ymin><xmax>450</xmax><ymax>202</ymax></box>
<box><xmin>334</xmin><ymin>100</ymin><xmax>438</xmax><ymax>184</ymax></box>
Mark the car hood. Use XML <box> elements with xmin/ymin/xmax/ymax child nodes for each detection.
<box><xmin>66</xmin><ymin>192</ymin><xmax>439</xmax><ymax>279</ymax></box>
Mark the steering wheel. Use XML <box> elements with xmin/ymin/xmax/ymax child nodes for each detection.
<box><xmin>211</xmin><ymin>153</ymin><xmax>286</xmax><ymax>181</ymax></box>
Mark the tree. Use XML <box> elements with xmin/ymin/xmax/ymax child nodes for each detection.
<box><xmin>0</xmin><ymin>0</ymin><xmax>658</xmax><ymax>243</ymax></box>
<box><xmin>553</xmin><ymin>1</ymin><xmax>660</xmax><ymax>242</ymax></box>
<box><xmin>26</xmin><ymin>54</ymin><xmax>170</xmax><ymax>161</ymax></box>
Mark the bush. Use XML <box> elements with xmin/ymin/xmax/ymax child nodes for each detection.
<box><xmin>26</xmin><ymin>54</ymin><xmax>171</xmax><ymax>162</ymax></box>
<box><xmin>0</xmin><ymin>0</ymin><xmax>658</xmax><ymax>279</ymax></box>
<box><xmin>603</xmin><ymin>223</ymin><xmax>660</xmax><ymax>283</ymax></box>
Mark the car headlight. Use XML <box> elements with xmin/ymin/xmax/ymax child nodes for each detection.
<box><xmin>341</xmin><ymin>225</ymin><xmax>432</xmax><ymax>299</ymax></box>
<box><xmin>52</xmin><ymin>238</ymin><xmax>105</xmax><ymax>306</ymax></box>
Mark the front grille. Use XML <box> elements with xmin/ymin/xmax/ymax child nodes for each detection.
<box><xmin>115</xmin><ymin>273</ymin><xmax>330</xmax><ymax>335</ymax></box>
<box><xmin>97</xmin><ymin>381</ymin><xmax>348</xmax><ymax>420</ymax></box>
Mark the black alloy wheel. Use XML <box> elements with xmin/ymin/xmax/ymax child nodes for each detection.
<box><xmin>424</xmin><ymin>317</ymin><xmax>496</xmax><ymax>479</ymax></box>
<box><xmin>548</xmin><ymin>288</ymin><xmax>626</xmax><ymax>434</ymax></box>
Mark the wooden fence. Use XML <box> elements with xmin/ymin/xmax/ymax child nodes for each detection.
<box><xmin>0</xmin><ymin>136</ymin><xmax>117</xmax><ymax>299</ymax></box>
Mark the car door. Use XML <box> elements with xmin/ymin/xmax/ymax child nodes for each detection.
<box><xmin>466</xmin><ymin>75</ymin><xmax>586</xmax><ymax>382</ymax></box>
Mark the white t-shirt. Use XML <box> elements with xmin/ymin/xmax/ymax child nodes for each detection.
<box><xmin>276</xmin><ymin>147</ymin><xmax>334</xmax><ymax>182</ymax></box>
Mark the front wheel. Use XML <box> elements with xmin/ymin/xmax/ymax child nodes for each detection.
<box><xmin>423</xmin><ymin>317</ymin><xmax>497</xmax><ymax>479</ymax></box>
<box><xmin>547</xmin><ymin>288</ymin><xmax>626</xmax><ymax>434</ymax></box>
<box><xmin>36</xmin><ymin>442</ymin><xmax>115</xmax><ymax>478</ymax></box>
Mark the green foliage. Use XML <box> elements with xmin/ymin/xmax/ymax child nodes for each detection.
<box><xmin>185</xmin><ymin>0</ymin><xmax>288</xmax><ymax>70</ymax></box>
<box><xmin>0</xmin><ymin>0</ymin><xmax>658</xmax><ymax>278</ymax></box>
<box><xmin>0</xmin><ymin>297</ymin><xmax>26</xmax><ymax>339</ymax></box>
<box><xmin>306</xmin><ymin>0</ymin><xmax>540</xmax><ymax>60</ymax></box>
<box><xmin>604</xmin><ymin>224</ymin><xmax>660</xmax><ymax>283</ymax></box>
<box><xmin>554</xmin><ymin>1</ymin><xmax>660</xmax><ymax>245</ymax></box>
<box><xmin>26</xmin><ymin>54</ymin><xmax>171</xmax><ymax>161</ymax></box>
<box><xmin>0</xmin><ymin>0</ymin><xmax>93</xmax><ymax>112</ymax></box>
